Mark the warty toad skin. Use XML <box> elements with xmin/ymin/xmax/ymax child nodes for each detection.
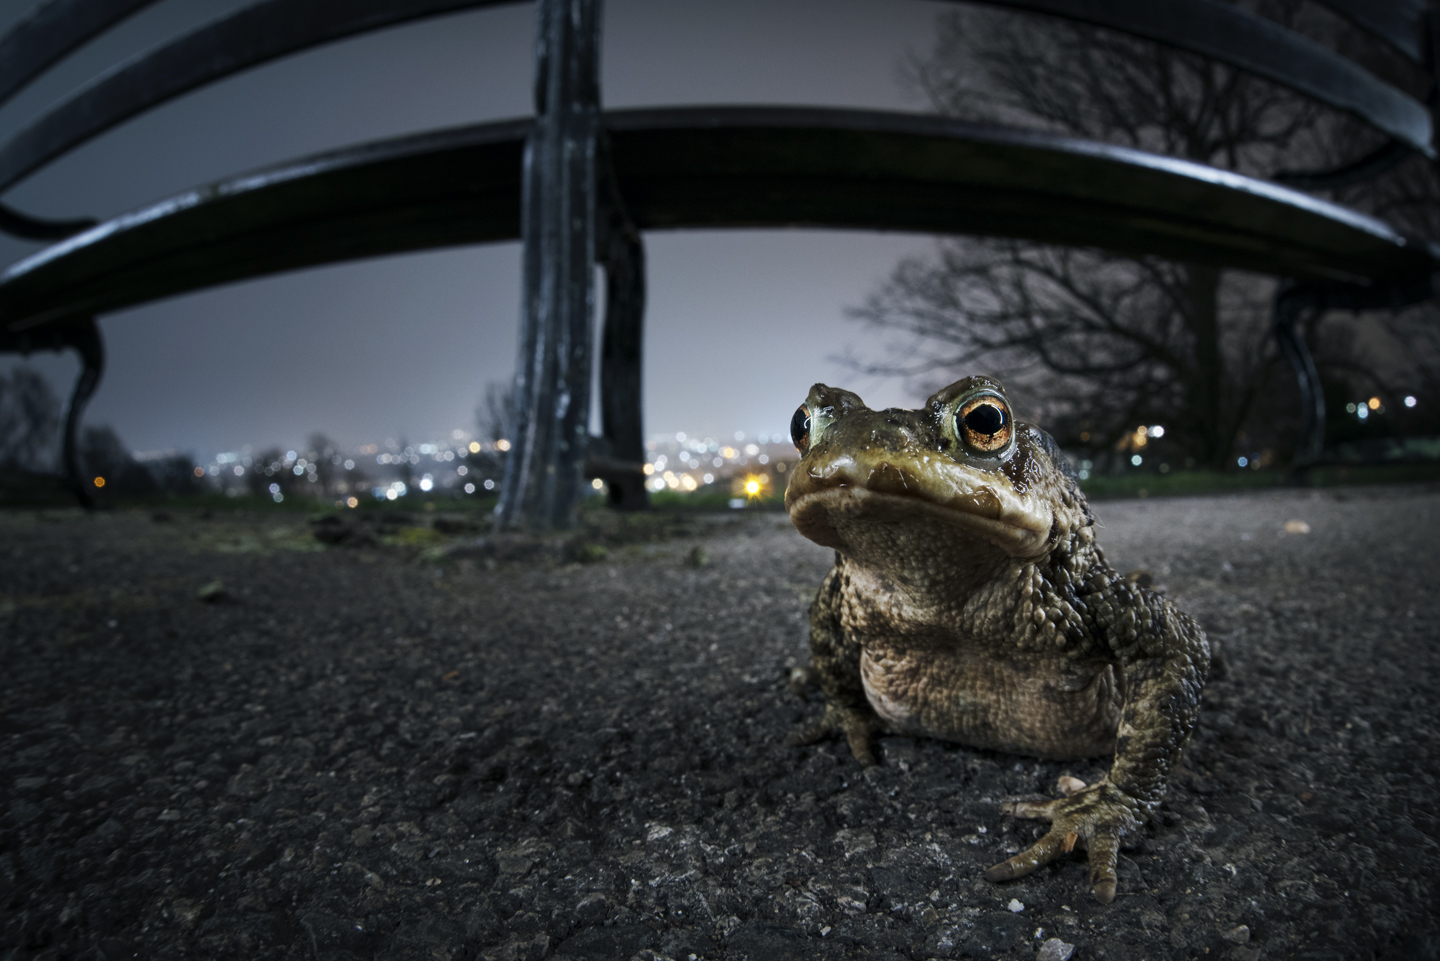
<box><xmin>783</xmin><ymin>375</ymin><xmax>1209</xmax><ymax>904</ymax></box>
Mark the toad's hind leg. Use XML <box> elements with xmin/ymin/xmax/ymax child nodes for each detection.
<box><xmin>787</xmin><ymin>563</ymin><xmax>887</xmax><ymax>765</ymax></box>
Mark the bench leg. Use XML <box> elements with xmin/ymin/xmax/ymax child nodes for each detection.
<box><xmin>1272</xmin><ymin>284</ymin><xmax>1324</xmax><ymax>471</ymax></box>
<box><xmin>496</xmin><ymin>0</ymin><xmax>601</xmax><ymax>531</ymax></box>
<box><xmin>61</xmin><ymin>318</ymin><xmax>105</xmax><ymax>507</ymax></box>
<box><xmin>596</xmin><ymin>137</ymin><xmax>649</xmax><ymax>512</ymax></box>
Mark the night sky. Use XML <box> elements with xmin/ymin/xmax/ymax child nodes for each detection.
<box><xmin>0</xmin><ymin>0</ymin><xmax>951</xmax><ymax>459</ymax></box>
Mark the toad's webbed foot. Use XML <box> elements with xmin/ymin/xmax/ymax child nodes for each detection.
<box><xmin>983</xmin><ymin>779</ymin><xmax>1143</xmax><ymax>904</ymax></box>
<box><xmin>787</xmin><ymin>703</ymin><xmax>887</xmax><ymax>766</ymax></box>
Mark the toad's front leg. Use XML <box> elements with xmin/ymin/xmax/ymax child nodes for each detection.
<box><xmin>987</xmin><ymin>580</ymin><xmax>1209</xmax><ymax>903</ymax></box>
<box><xmin>788</xmin><ymin>564</ymin><xmax>888</xmax><ymax>765</ymax></box>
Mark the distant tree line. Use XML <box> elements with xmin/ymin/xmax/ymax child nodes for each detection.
<box><xmin>0</xmin><ymin>366</ymin><xmax>202</xmax><ymax>497</ymax></box>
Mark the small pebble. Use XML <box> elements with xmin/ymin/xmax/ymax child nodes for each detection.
<box><xmin>1008</xmin><ymin>898</ymin><xmax>1025</xmax><ymax>913</ymax></box>
<box><xmin>1038</xmin><ymin>938</ymin><xmax>1076</xmax><ymax>961</ymax></box>
<box><xmin>1223</xmin><ymin>924</ymin><xmax>1251</xmax><ymax>944</ymax></box>
<box><xmin>196</xmin><ymin>580</ymin><xmax>228</xmax><ymax>603</ymax></box>
<box><xmin>1057</xmin><ymin>775</ymin><xmax>1087</xmax><ymax>796</ymax></box>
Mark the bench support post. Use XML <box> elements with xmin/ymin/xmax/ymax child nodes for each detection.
<box><xmin>1272</xmin><ymin>283</ymin><xmax>1325</xmax><ymax>470</ymax></box>
<box><xmin>497</xmin><ymin>0</ymin><xmax>601</xmax><ymax>530</ymax></box>
<box><xmin>592</xmin><ymin>135</ymin><xmax>649</xmax><ymax>511</ymax></box>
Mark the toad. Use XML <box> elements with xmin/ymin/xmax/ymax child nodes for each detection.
<box><xmin>784</xmin><ymin>376</ymin><xmax>1207</xmax><ymax>904</ymax></box>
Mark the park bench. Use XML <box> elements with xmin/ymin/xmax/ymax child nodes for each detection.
<box><xmin>0</xmin><ymin>0</ymin><xmax>1435</xmax><ymax>524</ymax></box>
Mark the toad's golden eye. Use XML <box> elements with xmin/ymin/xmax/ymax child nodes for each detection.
<box><xmin>790</xmin><ymin>405</ymin><xmax>812</xmax><ymax>455</ymax></box>
<box><xmin>957</xmin><ymin>395</ymin><xmax>1012</xmax><ymax>453</ymax></box>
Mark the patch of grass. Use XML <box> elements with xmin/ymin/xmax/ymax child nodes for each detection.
<box><xmin>1080</xmin><ymin>469</ymin><xmax>1285</xmax><ymax>500</ymax></box>
<box><xmin>1307</xmin><ymin>462</ymin><xmax>1440</xmax><ymax>487</ymax></box>
<box><xmin>643</xmin><ymin>488</ymin><xmax>785</xmax><ymax>512</ymax></box>
<box><xmin>389</xmin><ymin>526</ymin><xmax>446</xmax><ymax>547</ymax></box>
<box><xmin>1080</xmin><ymin>462</ymin><xmax>1440</xmax><ymax>500</ymax></box>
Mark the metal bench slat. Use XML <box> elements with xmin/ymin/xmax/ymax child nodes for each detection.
<box><xmin>1311</xmin><ymin>0</ymin><xmax>1428</xmax><ymax>65</ymax></box>
<box><xmin>0</xmin><ymin>0</ymin><xmax>159</xmax><ymax>108</ymax></box>
<box><xmin>1</xmin><ymin>0</ymin><xmax>1432</xmax><ymax>201</ymax></box>
<box><xmin>0</xmin><ymin>0</ymin><xmax>521</xmax><ymax>195</ymax></box>
<box><xmin>971</xmin><ymin>0</ymin><xmax>1434</xmax><ymax>157</ymax></box>
<box><xmin>2</xmin><ymin>107</ymin><xmax>1432</xmax><ymax>335</ymax></box>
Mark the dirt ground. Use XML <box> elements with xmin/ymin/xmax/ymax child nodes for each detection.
<box><xmin>1</xmin><ymin>484</ymin><xmax>1437</xmax><ymax>961</ymax></box>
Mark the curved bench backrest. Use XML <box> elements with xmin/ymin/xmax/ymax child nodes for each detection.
<box><xmin>0</xmin><ymin>0</ymin><xmax>1432</xmax><ymax>213</ymax></box>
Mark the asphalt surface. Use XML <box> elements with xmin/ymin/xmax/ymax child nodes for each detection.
<box><xmin>1</xmin><ymin>484</ymin><xmax>1437</xmax><ymax>960</ymax></box>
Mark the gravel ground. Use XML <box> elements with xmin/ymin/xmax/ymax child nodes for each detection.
<box><xmin>1</xmin><ymin>485</ymin><xmax>1437</xmax><ymax>961</ymax></box>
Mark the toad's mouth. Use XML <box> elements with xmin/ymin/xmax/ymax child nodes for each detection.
<box><xmin>785</xmin><ymin>455</ymin><xmax>1051</xmax><ymax>558</ymax></box>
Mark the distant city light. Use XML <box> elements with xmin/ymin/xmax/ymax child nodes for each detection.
<box><xmin>346</xmin><ymin>496</ymin><xmax>358</xmax><ymax>508</ymax></box>
<box><xmin>193</xmin><ymin>466</ymin><xmax>204</xmax><ymax>477</ymax></box>
<box><xmin>1148</xmin><ymin>425</ymin><xmax>1165</xmax><ymax>438</ymax></box>
<box><xmin>591</xmin><ymin>478</ymin><xmax>604</xmax><ymax>490</ymax></box>
<box><xmin>1405</xmin><ymin>395</ymin><xmax>1418</xmax><ymax>407</ymax></box>
<box><xmin>419</xmin><ymin>475</ymin><xmax>434</xmax><ymax>492</ymax></box>
<box><xmin>734</xmin><ymin>431</ymin><xmax>745</xmax><ymax>441</ymax></box>
<box><xmin>495</xmin><ymin>439</ymin><xmax>511</xmax><ymax>451</ymax></box>
<box><xmin>272</xmin><ymin>492</ymin><xmax>283</xmax><ymax>503</ymax></box>
<box><xmin>286</xmin><ymin>450</ymin><xmax>296</xmax><ymax>461</ymax></box>
<box><xmin>93</xmin><ymin>476</ymin><xmax>105</xmax><ymax>488</ymax></box>
<box><xmin>469</xmin><ymin>441</ymin><xmax>481</xmax><ymax>453</ymax></box>
<box><xmin>343</xmin><ymin>459</ymin><xmax>354</xmax><ymax>470</ymax></box>
<box><xmin>269</xmin><ymin>483</ymin><xmax>280</xmax><ymax>494</ymax></box>
<box><xmin>1130</xmin><ymin>454</ymin><xmax>1142</xmax><ymax>466</ymax></box>
<box><xmin>1237</xmin><ymin>456</ymin><xmax>1248</xmax><ymax>467</ymax></box>
<box><xmin>1368</xmin><ymin>397</ymin><xmax>1381</xmax><ymax>410</ymax></box>
<box><xmin>457</xmin><ymin>465</ymin><xmax>468</xmax><ymax>476</ymax></box>
<box><xmin>464</xmin><ymin>482</ymin><xmax>475</xmax><ymax>494</ymax></box>
<box><xmin>483</xmin><ymin>479</ymin><xmax>495</xmax><ymax>491</ymax></box>
<box><xmin>1357</xmin><ymin>406</ymin><xmax>1369</xmax><ymax>420</ymax></box>
<box><xmin>233</xmin><ymin>465</ymin><xmax>243</xmax><ymax>476</ymax></box>
<box><xmin>703</xmin><ymin>473</ymin><xmax>714</xmax><ymax>484</ymax></box>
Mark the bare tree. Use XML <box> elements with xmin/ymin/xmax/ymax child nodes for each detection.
<box><xmin>476</xmin><ymin>381</ymin><xmax>514</xmax><ymax>446</ymax></box>
<box><xmin>79</xmin><ymin>425</ymin><xmax>158</xmax><ymax>496</ymax></box>
<box><xmin>307</xmin><ymin>432</ymin><xmax>340</xmax><ymax>496</ymax></box>
<box><xmin>0</xmin><ymin>365</ymin><xmax>61</xmax><ymax>472</ymax></box>
<box><xmin>853</xmin><ymin>3</ymin><xmax>1354</xmax><ymax>469</ymax></box>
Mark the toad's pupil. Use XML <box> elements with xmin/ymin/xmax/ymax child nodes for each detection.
<box><xmin>963</xmin><ymin>403</ymin><xmax>1005</xmax><ymax>435</ymax></box>
<box><xmin>791</xmin><ymin>406</ymin><xmax>811</xmax><ymax>448</ymax></box>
